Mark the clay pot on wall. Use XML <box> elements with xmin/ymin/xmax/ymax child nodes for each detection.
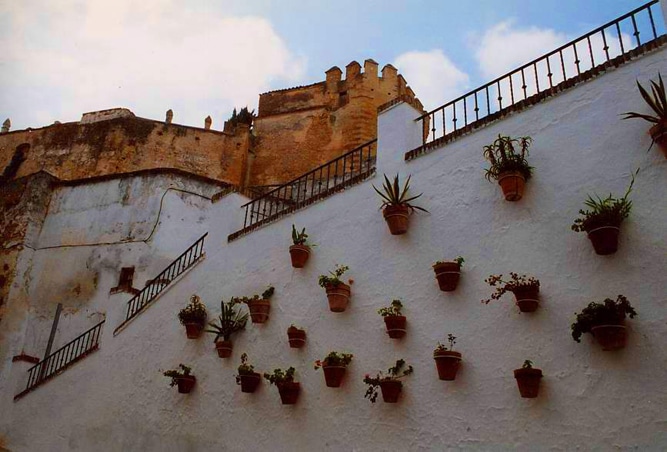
<box><xmin>649</xmin><ymin>120</ymin><xmax>667</xmax><ymax>157</ymax></box>
<box><xmin>379</xmin><ymin>380</ymin><xmax>403</xmax><ymax>403</ymax></box>
<box><xmin>383</xmin><ymin>316</ymin><xmax>407</xmax><ymax>339</ymax></box>
<box><xmin>287</xmin><ymin>327</ymin><xmax>306</xmax><ymax>348</ymax></box>
<box><xmin>383</xmin><ymin>205</ymin><xmax>410</xmax><ymax>235</ymax></box>
<box><xmin>591</xmin><ymin>325</ymin><xmax>628</xmax><ymax>351</ymax></box>
<box><xmin>514</xmin><ymin>367</ymin><xmax>542</xmax><ymax>398</ymax></box>
<box><xmin>277</xmin><ymin>382</ymin><xmax>301</xmax><ymax>405</ymax></box>
<box><xmin>511</xmin><ymin>286</ymin><xmax>540</xmax><ymax>312</ymax></box>
<box><xmin>325</xmin><ymin>283</ymin><xmax>351</xmax><ymax>312</ymax></box>
<box><xmin>587</xmin><ymin>225</ymin><xmax>620</xmax><ymax>255</ymax></box>
<box><xmin>433</xmin><ymin>262</ymin><xmax>461</xmax><ymax>292</ymax></box>
<box><xmin>184</xmin><ymin>322</ymin><xmax>205</xmax><ymax>339</ymax></box>
<box><xmin>247</xmin><ymin>299</ymin><xmax>270</xmax><ymax>324</ymax></box>
<box><xmin>433</xmin><ymin>350</ymin><xmax>462</xmax><ymax>381</ymax></box>
<box><xmin>215</xmin><ymin>339</ymin><xmax>233</xmax><ymax>358</ymax></box>
<box><xmin>322</xmin><ymin>366</ymin><xmax>346</xmax><ymax>388</ymax></box>
<box><xmin>176</xmin><ymin>376</ymin><xmax>197</xmax><ymax>394</ymax></box>
<box><xmin>239</xmin><ymin>373</ymin><xmax>261</xmax><ymax>393</ymax></box>
<box><xmin>498</xmin><ymin>171</ymin><xmax>526</xmax><ymax>202</ymax></box>
<box><xmin>289</xmin><ymin>245</ymin><xmax>311</xmax><ymax>268</ymax></box>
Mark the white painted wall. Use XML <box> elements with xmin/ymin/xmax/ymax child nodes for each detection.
<box><xmin>2</xmin><ymin>45</ymin><xmax>667</xmax><ymax>451</ymax></box>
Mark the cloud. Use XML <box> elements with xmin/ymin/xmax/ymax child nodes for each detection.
<box><xmin>0</xmin><ymin>0</ymin><xmax>306</xmax><ymax>130</ymax></box>
<box><xmin>394</xmin><ymin>49</ymin><xmax>469</xmax><ymax>110</ymax></box>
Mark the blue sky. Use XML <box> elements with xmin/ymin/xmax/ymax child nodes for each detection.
<box><xmin>0</xmin><ymin>0</ymin><xmax>662</xmax><ymax>130</ymax></box>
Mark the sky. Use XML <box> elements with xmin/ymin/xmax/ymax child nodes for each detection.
<box><xmin>0</xmin><ymin>0</ymin><xmax>662</xmax><ymax>131</ymax></box>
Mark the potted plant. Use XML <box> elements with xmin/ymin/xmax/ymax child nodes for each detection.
<box><xmin>163</xmin><ymin>364</ymin><xmax>196</xmax><ymax>394</ymax></box>
<box><xmin>514</xmin><ymin>360</ymin><xmax>542</xmax><ymax>398</ymax></box>
<box><xmin>178</xmin><ymin>294</ymin><xmax>208</xmax><ymax>339</ymax></box>
<box><xmin>483</xmin><ymin>135</ymin><xmax>533</xmax><ymax>201</ymax></box>
<box><xmin>231</xmin><ymin>286</ymin><xmax>275</xmax><ymax>324</ymax></box>
<box><xmin>263</xmin><ymin>367</ymin><xmax>300</xmax><ymax>404</ymax></box>
<box><xmin>571</xmin><ymin>171</ymin><xmax>636</xmax><ymax>255</ymax></box>
<box><xmin>314</xmin><ymin>351</ymin><xmax>354</xmax><ymax>388</ymax></box>
<box><xmin>433</xmin><ymin>334</ymin><xmax>462</xmax><ymax>381</ymax></box>
<box><xmin>318</xmin><ymin>265</ymin><xmax>352</xmax><ymax>312</ymax></box>
<box><xmin>290</xmin><ymin>225</ymin><xmax>312</xmax><ymax>268</ymax></box>
<box><xmin>373</xmin><ymin>174</ymin><xmax>428</xmax><ymax>235</ymax></box>
<box><xmin>482</xmin><ymin>273</ymin><xmax>541</xmax><ymax>312</ymax></box>
<box><xmin>571</xmin><ymin>295</ymin><xmax>637</xmax><ymax>351</ymax></box>
<box><xmin>363</xmin><ymin>359</ymin><xmax>414</xmax><ymax>403</ymax></box>
<box><xmin>235</xmin><ymin>353</ymin><xmax>261</xmax><ymax>393</ymax></box>
<box><xmin>287</xmin><ymin>325</ymin><xmax>306</xmax><ymax>348</ymax></box>
<box><xmin>432</xmin><ymin>257</ymin><xmax>464</xmax><ymax>292</ymax></box>
<box><xmin>377</xmin><ymin>299</ymin><xmax>406</xmax><ymax>339</ymax></box>
<box><xmin>204</xmin><ymin>299</ymin><xmax>248</xmax><ymax>358</ymax></box>
<box><xmin>623</xmin><ymin>74</ymin><xmax>667</xmax><ymax>157</ymax></box>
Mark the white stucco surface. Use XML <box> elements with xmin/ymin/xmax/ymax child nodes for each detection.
<box><xmin>1</xmin><ymin>45</ymin><xmax>667</xmax><ymax>451</ymax></box>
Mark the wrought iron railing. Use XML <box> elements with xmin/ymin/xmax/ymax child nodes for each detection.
<box><xmin>406</xmin><ymin>0</ymin><xmax>666</xmax><ymax>160</ymax></box>
<box><xmin>113</xmin><ymin>232</ymin><xmax>208</xmax><ymax>335</ymax></box>
<box><xmin>15</xmin><ymin>320</ymin><xmax>105</xmax><ymax>400</ymax></box>
<box><xmin>228</xmin><ymin>140</ymin><xmax>377</xmax><ymax>241</ymax></box>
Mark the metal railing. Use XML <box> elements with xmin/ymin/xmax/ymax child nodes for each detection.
<box><xmin>228</xmin><ymin>140</ymin><xmax>377</xmax><ymax>241</ymax></box>
<box><xmin>15</xmin><ymin>320</ymin><xmax>105</xmax><ymax>400</ymax></box>
<box><xmin>406</xmin><ymin>0</ymin><xmax>665</xmax><ymax>160</ymax></box>
<box><xmin>113</xmin><ymin>232</ymin><xmax>208</xmax><ymax>335</ymax></box>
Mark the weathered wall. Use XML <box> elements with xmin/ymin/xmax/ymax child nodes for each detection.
<box><xmin>1</xmin><ymin>43</ymin><xmax>667</xmax><ymax>451</ymax></box>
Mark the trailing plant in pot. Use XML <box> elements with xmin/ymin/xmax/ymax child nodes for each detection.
<box><xmin>571</xmin><ymin>170</ymin><xmax>636</xmax><ymax>255</ymax></box>
<box><xmin>433</xmin><ymin>256</ymin><xmax>464</xmax><ymax>292</ymax></box>
<box><xmin>363</xmin><ymin>359</ymin><xmax>414</xmax><ymax>403</ymax></box>
<box><xmin>231</xmin><ymin>286</ymin><xmax>275</xmax><ymax>324</ymax></box>
<box><xmin>264</xmin><ymin>367</ymin><xmax>300</xmax><ymax>404</ymax></box>
<box><xmin>314</xmin><ymin>351</ymin><xmax>354</xmax><ymax>388</ymax></box>
<box><xmin>178</xmin><ymin>294</ymin><xmax>207</xmax><ymax>339</ymax></box>
<box><xmin>571</xmin><ymin>295</ymin><xmax>637</xmax><ymax>351</ymax></box>
<box><xmin>483</xmin><ymin>135</ymin><xmax>533</xmax><ymax>201</ymax></box>
<box><xmin>483</xmin><ymin>273</ymin><xmax>541</xmax><ymax>313</ymax></box>
<box><xmin>622</xmin><ymin>73</ymin><xmax>667</xmax><ymax>157</ymax></box>
<box><xmin>163</xmin><ymin>364</ymin><xmax>196</xmax><ymax>394</ymax></box>
<box><xmin>514</xmin><ymin>360</ymin><xmax>542</xmax><ymax>398</ymax></box>
<box><xmin>287</xmin><ymin>325</ymin><xmax>306</xmax><ymax>348</ymax></box>
<box><xmin>235</xmin><ymin>353</ymin><xmax>261</xmax><ymax>393</ymax></box>
<box><xmin>433</xmin><ymin>334</ymin><xmax>462</xmax><ymax>381</ymax></box>
<box><xmin>318</xmin><ymin>265</ymin><xmax>352</xmax><ymax>312</ymax></box>
<box><xmin>377</xmin><ymin>299</ymin><xmax>407</xmax><ymax>339</ymax></box>
<box><xmin>204</xmin><ymin>299</ymin><xmax>248</xmax><ymax>358</ymax></box>
<box><xmin>373</xmin><ymin>174</ymin><xmax>428</xmax><ymax>235</ymax></box>
<box><xmin>290</xmin><ymin>225</ymin><xmax>313</xmax><ymax>268</ymax></box>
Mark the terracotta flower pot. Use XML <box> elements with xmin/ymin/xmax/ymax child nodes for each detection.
<box><xmin>433</xmin><ymin>262</ymin><xmax>461</xmax><ymax>292</ymax></box>
<box><xmin>433</xmin><ymin>350</ymin><xmax>462</xmax><ymax>381</ymax></box>
<box><xmin>514</xmin><ymin>368</ymin><xmax>542</xmax><ymax>398</ymax></box>
<box><xmin>184</xmin><ymin>322</ymin><xmax>204</xmax><ymax>339</ymax></box>
<box><xmin>289</xmin><ymin>244</ymin><xmax>311</xmax><ymax>268</ymax></box>
<box><xmin>287</xmin><ymin>328</ymin><xmax>306</xmax><ymax>348</ymax></box>
<box><xmin>322</xmin><ymin>366</ymin><xmax>346</xmax><ymax>388</ymax></box>
<box><xmin>383</xmin><ymin>205</ymin><xmax>410</xmax><ymax>235</ymax></box>
<box><xmin>587</xmin><ymin>226</ymin><xmax>620</xmax><ymax>255</ymax></box>
<box><xmin>649</xmin><ymin>120</ymin><xmax>667</xmax><ymax>157</ymax></box>
<box><xmin>247</xmin><ymin>298</ymin><xmax>270</xmax><ymax>324</ymax></box>
<box><xmin>176</xmin><ymin>375</ymin><xmax>196</xmax><ymax>394</ymax></box>
<box><xmin>277</xmin><ymin>382</ymin><xmax>300</xmax><ymax>404</ymax></box>
<box><xmin>511</xmin><ymin>286</ymin><xmax>539</xmax><ymax>312</ymax></box>
<box><xmin>379</xmin><ymin>380</ymin><xmax>403</xmax><ymax>403</ymax></box>
<box><xmin>239</xmin><ymin>373</ymin><xmax>261</xmax><ymax>393</ymax></box>
<box><xmin>215</xmin><ymin>339</ymin><xmax>233</xmax><ymax>358</ymax></box>
<box><xmin>383</xmin><ymin>316</ymin><xmax>407</xmax><ymax>339</ymax></box>
<box><xmin>325</xmin><ymin>283</ymin><xmax>351</xmax><ymax>312</ymax></box>
<box><xmin>591</xmin><ymin>324</ymin><xmax>627</xmax><ymax>351</ymax></box>
<box><xmin>497</xmin><ymin>171</ymin><xmax>526</xmax><ymax>201</ymax></box>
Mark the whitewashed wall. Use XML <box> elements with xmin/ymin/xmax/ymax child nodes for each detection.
<box><xmin>2</xmin><ymin>45</ymin><xmax>667</xmax><ymax>451</ymax></box>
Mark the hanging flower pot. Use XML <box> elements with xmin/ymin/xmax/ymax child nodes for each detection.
<box><xmin>236</xmin><ymin>354</ymin><xmax>261</xmax><ymax>393</ymax></box>
<box><xmin>246</xmin><ymin>298</ymin><xmax>270</xmax><ymax>324</ymax></box>
<box><xmin>572</xmin><ymin>295</ymin><xmax>636</xmax><ymax>351</ymax></box>
<box><xmin>514</xmin><ymin>361</ymin><xmax>542</xmax><ymax>398</ymax></box>
<box><xmin>289</xmin><ymin>245</ymin><xmax>311</xmax><ymax>268</ymax></box>
<box><xmin>483</xmin><ymin>135</ymin><xmax>533</xmax><ymax>202</ymax></box>
<box><xmin>163</xmin><ymin>364</ymin><xmax>196</xmax><ymax>394</ymax></box>
<box><xmin>277</xmin><ymin>382</ymin><xmax>300</xmax><ymax>404</ymax></box>
<box><xmin>176</xmin><ymin>376</ymin><xmax>197</xmax><ymax>394</ymax></box>
<box><xmin>178</xmin><ymin>294</ymin><xmax>207</xmax><ymax>339</ymax></box>
<box><xmin>322</xmin><ymin>366</ymin><xmax>346</xmax><ymax>388</ymax></box>
<box><xmin>363</xmin><ymin>359</ymin><xmax>413</xmax><ymax>404</ymax></box>
<box><xmin>325</xmin><ymin>283</ymin><xmax>351</xmax><ymax>312</ymax></box>
<box><xmin>587</xmin><ymin>226</ymin><xmax>620</xmax><ymax>255</ymax></box>
<box><xmin>379</xmin><ymin>380</ymin><xmax>403</xmax><ymax>403</ymax></box>
<box><xmin>622</xmin><ymin>75</ymin><xmax>667</xmax><ymax>158</ymax></box>
<box><xmin>432</xmin><ymin>257</ymin><xmax>464</xmax><ymax>292</ymax></box>
<box><xmin>511</xmin><ymin>285</ymin><xmax>540</xmax><ymax>313</ymax></box>
<box><xmin>591</xmin><ymin>325</ymin><xmax>628</xmax><ymax>351</ymax></box>
<box><xmin>184</xmin><ymin>322</ymin><xmax>204</xmax><ymax>339</ymax></box>
<box><xmin>287</xmin><ymin>326</ymin><xmax>306</xmax><ymax>348</ymax></box>
<box><xmin>373</xmin><ymin>174</ymin><xmax>428</xmax><ymax>236</ymax></box>
<box><xmin>497</xmin><ymin>171</ymin><xmax>526</xmax><ymax>202</ymax></box>
<box><xmin>215</xmin><ymin>339</ymin><xmax>233</xmax><ymax>358</ymax></box>
<box><xmin>383</xmin><ymin>316</ymin><xmax>407</xmax><ymax>339</ymax></box>
<box><xmin>649</xmin><ymin>120</ymin><xmax>667</xmax><ymax>157</ymax></box>
<box><xmin>383</xmin><ymin>205</ymin><xmax>410</xmax><ymax>235</ymax></box>
<box><xmin>205</xmin><ymin>299</ymin><xmax>248</xmax><ymax>358</ymax></box>
<box><xmin>483</xmin><ymin>273</ymin><xmax>540</xmax><ymax>313</ymax></box>
<box><xmin>315</xmin><ymin>352</ymin><xmax>353</xmax><ymax>388</ymax></box>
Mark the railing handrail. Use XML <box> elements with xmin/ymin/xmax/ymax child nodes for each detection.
<box><xmin>240</xmin><ymin>139</ymin><xmax>378</xmax><ymax>208</ymax></box>
<box><xmin>416</xmin><ymin>0</ymin><xmax>661</xmax><ymax>121</ymax></box>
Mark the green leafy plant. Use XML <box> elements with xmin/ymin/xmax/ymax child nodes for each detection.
<box><xmin>622</xmin><ymin>74</ymin><xmax>667</xmax><ymax>124</ymax></box>
<box><xmin>482</xmin><ymin>273</ymin><xmax>540</xmax><ymax>304</ymax></box>
<box><xmin>522</xmin><ymin>360</ymin><xmax>534</xmax><ymax>369</ymax></box>
<box><xmin>363</xmin><ymin>359</ymin><xmax>414</xmax><ymax>403</ymax></box>
<box><xmin>291</xmin><ymin>224</ymin><xmax>312</xmax><ymax>246</ymax></box>
<box><xmin>228</xmin><ymin>106</ymin><xmax>255</xmax><ymax>127</ymax></box>
<box><xmin>314</xmin><ymin>351</ymin><xmax>354</xmax><ymax>370</ymax></box>
<box><xmin>373</xmin><ymin>174</ymin><xmax>428</xmax><ymax>212</ymax></box>
<box><xmin>178</xmin><ymin>294</ymin><xmax>207</xmax><ymax>325</ymax></box>
<box><xmin>483</xmin><ymin>135</ymin><xmax>533</xmax><ymax>181</ymax></box>
<box><xmin>235</xmin><ymin>353</ymin><xmax>257</xmax><ymax>384</ymax></box>
<box><xmin>433</xmin><ymin>256</ymin><xmax>465</xmax><ymax>267</ymax></box>
<box><xmin>571</xmin><ymin>170</ymin><xmax>637</xmax><ymax>232</ymax></box>
<box><xmin>204</xmin><ymin>299</ymin><xmax>248</xmax><ymax>342</ymax></box>
<box><xmin>163</xmin><ymin>364</ymin><xmax>193</xmax><ymax>387</ymax></box>
<box><xmin>434</xmin><ymin>334</ymin><xmax>457</xmax><ymax>352</ymax></box>
<box><xmin>571</xmin><ymin>295</ymin><xmax>637</xmax><ymax>343</ymax></box>
<box><xmin>230</xmin><ymin>286</ymin><xmax>275</xmax><ymax>305</ymax></box>
<box><xmin>263</xmin><ymin>367</ymin><xmax>296</xmax><ymax>385</ymax></box>
<box><xmin>318</xmin><ymin>264</ymin><xmax>350</xmax><ymax>288</ymax></box>
<box><xmin>377</xmin><ymin>299</ymin><xmax>403</xmax><ymax>317</ymax></box>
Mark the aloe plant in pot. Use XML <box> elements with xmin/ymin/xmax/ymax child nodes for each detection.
<box><xmin>483</xmin><ymin>135</ymin><xmax>533</xmax><ymax>201</ymax></box>
<box><xmin>483</xmin><ymin>273</ymin><xmax>541</xmax><ymax>313</ymax></box>
<box><xmin>235</xmin><ymin>353</ymin><xmax>261</xmax><ymax>393</ymax></box>
<box><xmin>433</xmin><ymin>334</ymin><xmax>462</xmax><ymax>381</ymax></box>
<box><xmin>231</xmin><ymin>286</ymin><xmax>275</xmax><ymax>324</ymax></box>
<box><xmin>290</xmin><ymin>225</ymin><xmax>313</xmax><ymax>268</ymax></box>
<box><xmin>264</xmin><ymin>367</ymin><xmax>300</xmax><ymax>404</ymax></box>
<box><xmin>623</xmin><ymin>73</ymin><xmax>667</xmax><ymax>157</ymax></box>
<box><xmin>178</xmin><ymin>294</ymin><xmax>207</xmax><ymax>339</ymax></box>
<box><xmin>373</xmin><ymin>174</ymin><xmax>428</xmax><ymax>235</ymax></box>
<box><xmin>204</xmin><ymin>299</ymin><xmax>248</xmax><ymax>358</ymax></box>
<box><xmin>514</xmin><ymin>360</ymin><xmax>542</xmax><ymax>398</ymax></box>
<box><xmin>433</xmin><ymin>256</ymin><xmax>464</xmax><ymax>292</ymax></box>
<box><xmin>314</xmin><ymin>351</ymin><xmax>353</xmax><ymax>388</ymax></box>
<box><xmin>377</xmin><ymin>299</ymin><xmax>406</xmax><ymax>339</ymax></box>
<box><xmin>571</xmin><ymin>295</ymin><xmax>637</xmax><ymax>351</ymax></box>
<box><xmin>318</xmin><ymin>265</ymin><xmax>352</xmax><ymax>312</ymax></box>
